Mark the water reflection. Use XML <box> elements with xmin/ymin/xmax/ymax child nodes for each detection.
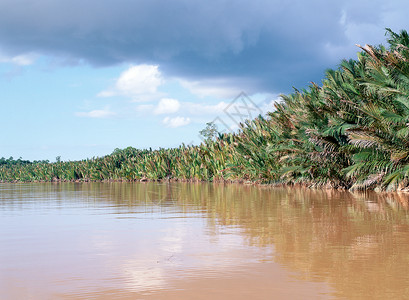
<box><xmin>1</xmin><ymin>183</ymin><xmax>409</xmax><ymax>299</ymax></box>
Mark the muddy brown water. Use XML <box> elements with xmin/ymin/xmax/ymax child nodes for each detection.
<box><xmin>1</xmin><ymin>182</ymin><xmax>409</xmax><ymax>299</ymax></box>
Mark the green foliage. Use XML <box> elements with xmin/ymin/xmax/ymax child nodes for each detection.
<box><xmin>199</xmin><ymin>122</ymin><xmax>219</xmax><ymax>142</ymax></box>
<box><xmin>0</xmin><ymin>157</ymin><xmax>31</xmax><ymax>166</ymax></box>
<box><xmin>3</xmin><ymin>29</ymin><xmax>409</xmax><ymax>191</ymax></box>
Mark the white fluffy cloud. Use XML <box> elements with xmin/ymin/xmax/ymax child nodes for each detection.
<box><xmin>95</xmin><ymin>64</ymin><xmax>277</xmax><ymax>129</ymax></box>
<box><xmin>154</xmin><ymin>98</ymin><xmax>180</xmax><ymax>115</ymax></box>
<box><xmin>135</xmin><ymin>100</ymin><xmax>228</xmax><ymax>119</ymax></box>
<box><xmin>75</xmin><ymin>108</ymin><xmax>116</xmax><ymax>118</ymax></box>
<box><xmin>98</xmin><ymin>64</ymin><xmax>162</xmax><ymax>101</ymax></box>
<box><xmin>162</xmin><ymin>116</ymin><xmax>191</xmax><ymax>128</ymax></box>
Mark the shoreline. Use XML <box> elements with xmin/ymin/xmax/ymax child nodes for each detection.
<box><xmin>2</xmin><ymin>177</ymin><xmax>409</xmax><ymax>193</ymax></box>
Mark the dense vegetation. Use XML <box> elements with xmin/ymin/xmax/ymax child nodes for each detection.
<box><xmin>2</xmin><ymin>29</ymin><xmax>409</xmax><ymax>191</ymax></box>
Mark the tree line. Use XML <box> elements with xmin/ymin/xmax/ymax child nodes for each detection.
<box><xmin>2</xmin><ymin>29</ymin><xmax>409</xmax><ymax>191</ymax></box>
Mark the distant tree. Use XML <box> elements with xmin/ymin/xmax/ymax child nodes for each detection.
<box><xmin>0</xmin><ymin>156</ymin><xmax>31</xmax><ymax>166</ymax></box>
<box><xmin>199</xmin><ymin>122</ymin><xmax>219</xmax><ymax>142</ymax></box>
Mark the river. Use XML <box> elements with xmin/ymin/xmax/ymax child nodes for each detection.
<box><xmin>1</xmin><ymin>182</ymin><xmax>409</xmax><ymax>299</ymax></box>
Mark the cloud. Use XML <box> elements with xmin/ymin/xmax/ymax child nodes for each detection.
<box><xmin>257</xmin><ymin>96</ymin><xmax>280</xmax><ymax>115</ymax></box>
<box><xmin>154</xmin><ymin>98</ymin><xmax>180</xmax><ymax>115</ymax></box>
<box><xmin>135</xmin><ymin>104</ymin><xmax>155</xmax><ymax>113</ymax></box>
<box><xmin>184</xmin><ymin>93</ymin><xmax>278</xmax><ymax>115</ymax></box>
<box><xmin>135</xmin><ymin>100</ymin><xmax>228</xmax><ymax>117</ymax></box>
<box><xmin>98</xmin><ymin>64</ymin><xmax>162</xmax><ymax>101</ymax></box>
<box><xmin>162</xmin><ymin>116</ymin><xmax>191</xmax><ymax>128</ymax></box>
<box><xmin>133</xmin><ymin>93</ymin><xmax>277</xmax><ymax>127</ymax></box>
<box><xmin>2</xmin><ymin>1</ymin><xmax>409</xmax><ymax>93</ymax></box>
<box><xmin>183</xmin><ymin>101</ymin><xmax>228</xmax><ymax>115</ymax></box>
<box><xmin>75</xmin><ymin>108</ymin><xmax>115</xmax><ymax>118</ymax></box>
<box><xmin>178</xmin><ymin>78</ymin><xmax>242</xmax><ymax>99</ymax></box>
<box><xmin>0</xmin><ymin>51</ymin><xmax>36</xmax><ymax>65</ymax></box>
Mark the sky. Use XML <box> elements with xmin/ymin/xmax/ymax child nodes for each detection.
<box><xmin>1</xmin><ymin>0</ymin><xmax>409</xmax><ymax>161</ymax></box>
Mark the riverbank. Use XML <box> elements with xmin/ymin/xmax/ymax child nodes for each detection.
<box><xmin>4</xmin><ymin>176</ymin><xmax>409</xmax><ymax>194</ymax></box>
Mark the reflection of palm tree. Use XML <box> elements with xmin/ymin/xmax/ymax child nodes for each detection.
<box><xmin>75</xmin><ymin>181</ymin><xmax>409</xmax><ymax>300</ymax></box>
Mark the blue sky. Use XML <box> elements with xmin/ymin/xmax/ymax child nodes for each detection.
<box><xmin>1</xmin><ymin>0</ymin><xmax>409</xmax><ymax>161</ymax></box>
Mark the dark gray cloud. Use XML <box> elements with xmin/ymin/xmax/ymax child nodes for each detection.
<box><xmin>0</xmin><ymin>0</ymin><xmax>408</xmax><ymax>93</ymax></box>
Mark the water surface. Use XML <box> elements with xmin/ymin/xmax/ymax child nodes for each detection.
<box><xmin>1</xmin><ymin>183</ymin><xmax>409</xmax><ymax>299</ymax></box>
